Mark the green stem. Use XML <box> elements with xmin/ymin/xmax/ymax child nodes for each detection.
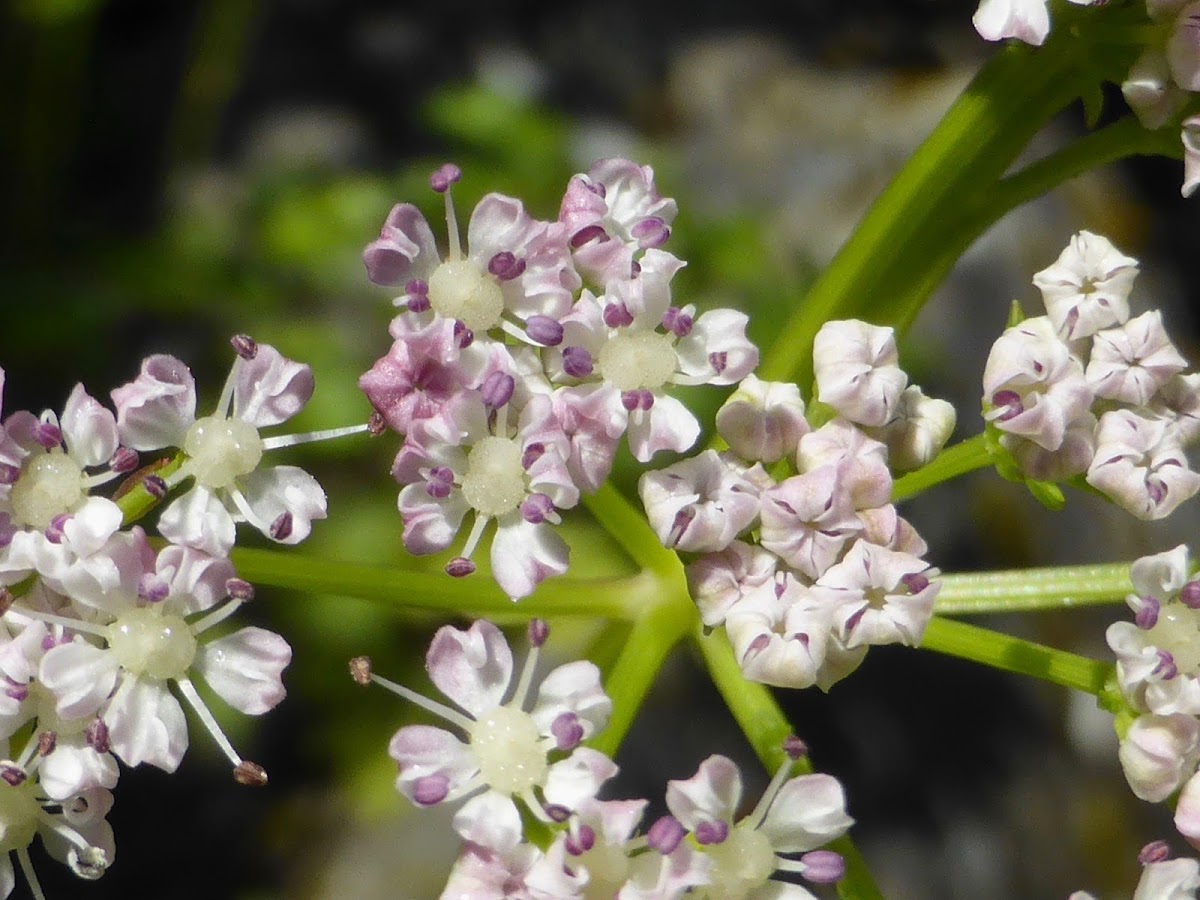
<box><xmin>892</xmin><ymin>434</ymin><xmax>993</xmax><ymax>502</ymax></box>
<box><xmin>589</xmin><ymin>591</ymin><xmax>693</xmax><ymax>757</ymax></box>
<box><xmin>920</xmin><ymin>616</ymin><xmax>1112</xmax><ymax>695</ymax></box>
<box><xmin>695</xmin><ymin>627</ymin><xmax>884</xmax><ymax>900</ymax></box>
<box><xmin>583</xmin><ymin>482</ymin><xmax>680</xmax><ymax>577</ymax></box>
<box><xmin>230</xmin><ymin>546</ymin><xmax>654</xmax><ymax>621</ymax></box>
<box><xmin>935</xmin><ymin>562</ymin><xmax>1132</xmax><ymax>615</ymax></box>
<box><xmin>760</xmin><ymin>36</ymin><xmax>1083</xmax><ymax>385</ymax></box>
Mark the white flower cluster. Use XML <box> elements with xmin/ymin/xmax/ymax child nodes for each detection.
<box><xmin>983</xmin><ymin>231</ymin><xmax>1200</xmax><ymax>519</ymax></box>
<box><xmin>356</xmin><ymin>620</ymin><xmax>853</xmax><ymax>899</ymax></box>
<box><xmin>0</xmin><ymin>338</ymin><xmax>356</xmax><ymax>895</ymax></box>
<box><xmin>639</xmin><ymin>321</ymin><xmax>954</xmax><ymax>690</ymax></box>
<box><xmin>358</xmin><ymin>160</ymin><xmax>758</xmax><ymax>599</ymax></box>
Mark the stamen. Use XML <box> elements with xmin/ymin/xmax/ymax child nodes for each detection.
<box><xmin>15</xmin><ymin>608</ymin><xmax>108</xmax><ymax>640</ymax></box>
<box><xmin>214</xmin><ymin>355</ymin><xmax>243</xmax><ymax>418</ymax></box>
<box><xmin>190</xmin><ymin>597</ymin><xmax>246</xmax><ymax>636</ymax></box>
<box><xmin>749</xmin><ymin>750</ymin><xmax>797</xmax><ymax>828</ymax></box>
<box><xmin>520</xmin><ymin>786</ymin><xmax>556</xmax><ymax>824</ymax></box>
<box><xmin>175</xmin><ymin>676</ymin><xmax>244</xmax><ymax>768</ymax></box>
<box><xmin>16</xmin><ymin>847</ymin><xmax>49</xmax><ymax>900</ymax></box>
<box><xmin>260</xmin><ymin>422</ymin><xmax>371</xmax><ymax>451</ymax></box>
<box><xmin>509</xmin><ymin>641</ymin><xmax>541</xmax><ymax>711</ymax></box>
<box><xmin>458</xmin><ymin>513</ymin><xmax>490</xmax><ymax>561</ymax></box>
<box><xmin>227</xmin><ymin>486</ymin><xmax>275</xmax><ymax>536</ymax></box>
<box><xmin>366</xmin><ymin>671</ymin><xmax>474</xmax><ymax>731</ymax></box>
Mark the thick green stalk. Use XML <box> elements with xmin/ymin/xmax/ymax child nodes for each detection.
<box><xmin>695</xmin><ymin>627</ymin><xmax>884</xmax><ymax>900</ymax></box>
<box><xmin>230</xmin><ymin>545</ymin><xmax>654</xmax><ymax>621</ymax></box>
<box><xmin>892</xmin><ymin>434</ymin><xmax>993</xmax><ymax>503</ymax></box>
<box><xmin>583</xmin><ymin>482</ymin><xmax>680</xmax><ymax>577</ymax></box>
<box><xmin>920</xmin><ymin>616</ymin><xmax>1112</xmax><ymax>694</ymax></box>
<box><xmin>761</xmin><ymin>35</ymin><xmax>1084</xmax><ymax>385</ymax></box>
<box><xmin>935</xmin><ymin>562</ymin><xmax>1132</xmax><ymax>615</ymax></box>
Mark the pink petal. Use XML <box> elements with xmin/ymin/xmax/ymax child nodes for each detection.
<box><xmin>110</xmin><ymin>354</ymin><xmax>196</xmax><ymax>451</ymax></box>
<box><xmin>196</xmin><ymin>626</ymin><xmax>290</xmax><ymax>715</ymax></box>
<box><xmin>426</xmin><ymin>620</ymin><xmax>513</xmax><ymax>717</ymax></box>
<box><xmin>232</xmin><ymin>344</ymin><xmax>314</xmax><ymax>428</ymax></box>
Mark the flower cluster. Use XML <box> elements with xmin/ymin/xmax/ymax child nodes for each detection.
<box><xmin>972</xmin><ymin>0</ymin><xmax>1200</xmax><ymax>197</ymax></box>
<box><xmin>640</xmin><ymin>322</ymin><xmax>951</xmax><ymax>690</ymax></box>
<box><xmin>0</xmin><ymin>337</ymin><xmax>358</xmax><ymax>895</ymax></box>
<box><xmin>359</xmin><ymin>160</ymin><xmax>758</xmax><ymax>599</ymax></box>
<box><xmin>982</xmin><ymin>231</ymin><xmax>1200</xmax><ymax>519</ymax></box>
<box><xmin>1106</xmin><ymin>545</ymin><xmax>1200</xmax><ymax>849</ymax></box>
<box><xmin>355</xmin><ymin>619</ymin><xmax>853</xmax><ymax>899</ymax></box>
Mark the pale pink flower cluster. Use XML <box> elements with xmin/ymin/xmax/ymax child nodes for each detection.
<box><xmin>1071</xmin><ymin>840</ymin><xmax>1200</xmax><ymax>900</ymax></box>
<box><xmin>1106</xmin><ymin>546</ymin><xmax>1200</xmax><ymax>850</ymax></box>
<box><xmin>355</xmin><ymin>622</ymin><xmax>852</xmax><ymax>899</ymax></box>
<box><xmin>0</xmin><ymin>336</ymin><xmax>353</xmax><ymax>895</ymax></box>
<box><xmin>1120</xmin><ymin>1</ymin><xmax>1200</xmax><ymax>197</ymax></box>
<box><xmin>983</xmin><ymin>231</ymin><xmax>1200</xmax><ymax>520</ymax></box>
<box><xmin>359</xmin><ymin>160</ymin><xmax>758</xmax><ymax>599</ymax></box>
<box><xmin>640</xmin><ymin>323</ymin><xmax>951</xmax><ymax>690</ymax></box>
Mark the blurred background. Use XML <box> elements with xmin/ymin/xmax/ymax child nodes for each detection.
<box><xmin>4</xmin><ymin>0</ymin><xmax>1200</xmax><ymax>897</ymax></box>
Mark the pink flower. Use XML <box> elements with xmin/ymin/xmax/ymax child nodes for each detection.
<box><xmin>377</xmin><ymin>621</ymin><xmax>613</xmax><ymax>853</ymax></box>
<box><xmin>1032</xmin><ymin>231</ymin><xmax>1137</xmax><ymax>341</ymax></box>
<box><xmin>812</xmin><ymin>320</ymin><xmax>907</xmax><ymax>428</ymax></box>
<box><xmin>638</xmin><ymin>451</ymin><xmax>764</xmax><ymax>553</ymax></box>
<box><xmin>1087</xmin><ymin>411</ymin><xmax>1200</xmax><ymax>520</ymax></box>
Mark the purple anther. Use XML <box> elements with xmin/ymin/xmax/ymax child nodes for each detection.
<box><xmin>269</xmin><ymin>512</ymin><xmax>294</xmax><ymax>541</ymax></box>
<box><xmin>603</xmin><ymin>302</ymin><xmax>634</xmax><ymax>329</ymax></box>
<box><xmin>521</xmin><ymin>443</ymin><xmax>545</xmax><ymax>470</ymax></box>
<box><xmin>565</xmin><ymin>824</ymin><xmax>596</xmax><ymax>856</ymax></box>
<box><xmin>1135</xmin><ymin>597</ymin><xmax>1161</xmax><ymax>630</ymax></box>
<box><xmin>621</xmin><ymin>391</ymin><xmax>641</xmax><ymax>412</ymax></box>
<box><xmin>32</xmin><ymin>422</ymin><xmax>62</xmax><ymax>449</ymax></box>
<box><xmin>86</xmin><ymin>718</ymin><xmax>111</xmax><ymax>753</ymax></box>
<box><xmin>667</xmin><ymin>507</ymin><xmax>695</xmax><ymax>547</ymax></box>
<box><xmin>587</xmin><ymin>181</ymin><xmax>606</xmax><ymax>199</ymax></box>
<box><xmin>1139</xmin><ymin>839</ymin><xmax>1171</xmax><ymax>865</ymax></box>
<box><xmin>406</xmin><ymin>278</ymin><xmax>428</xmax><ymax>298</ymax></box>
<box><xmin>551</xmin><ymin>712</ymin><xmax>585</xmax><ymax>751</ymax></box>
<box><xmin>527</xmin><ymin>618</ymin><xmax>549</xmax><ymax>648</ymax></box>
<box><xmin>412</xmin><ymin>773</ymin><xmax>450</xmax><ymax>806</ymax></box>
<box><xmin>801</xmin><ymin>850</ymin><xmax>846</xmax><ymax>884</ymax></box>
<box><xmin>481</xmin><ymin>372</ymin><xmax>516</xmax><ymax>410</ymax></box>
<box><xmin>629</xmin><ymin>259</ymin><xmax>642</xmax><ymax>278</ymax></box>
<box><xmin>561</xmin><ymin>346</ymin><xmax>594</xmax><ymax>379</ymax></box>
<box><xmin>349</xmin><ymin>656</ymin><xmax>373</xmax><ymax>685</ymax></box>
<box><xmin>1182</xmin><ymin>582</ymin><xmax>1200</xmax><ymax>610</ymax></box>
<box><xmin>230</xmin><ymin>334</ymin><xmax>258</xmax><ymax>360</ymax></box>
<box><xmin>487</xmin><ymin>251</ymin><xmax>527</xmax><ymax>282</ymax></box>
<box><xmin>110</xmin><ymin>446</ymin><xmax>139</xmax><ymax>475</ymax></box>
<box><xmin>646</xmin><ymin>816</ymin><xmax>686</xmax><ymax>854</ymax></box>
<box><xmin>406</xmin><ymin>291</ymin><xmax>431</xmax><ymax>313</ymax></box>
<box><xmin>521</xmin><ymin>493</ymin><xmax>554</xmax><ymax>525</ymax></box>
<box><xmin>368</xmin><ymin>411</ymin><xmax>387</xmax><ymax>437</ymax></box>
<box><xmin>901</xmin><ymin>572</ymin><xmax>930</xmax><ymax>595</ymax></box>
<box><xmin>426</xmin><ymin>478</ymin><xmax>451</xmax><ymax>499</ymax></box>
<box><xmin>0</xmin><ymin>766</ymin><xmax>25</xmax><ymax>787</ymax></box>
<box><xmin>445</xmin><ymin>557</ymin><xmax>476</xmax><ymax>578</ymax></box>
<box><xmin>992</xmin><ymin>390</ymin><xmax>1024</xmax><ymax>421</ymax></box>
<box><xmin>544</xmin><ymin>804</ymin><xmax>571</xmax><ymax>823</ymax></box>
<box><xmin>4</xmin><ymin>683</ymin><xmax>27</xmax><ymax>703</ymax></box>
<box><xmin>44</xmin><ymin>514</ymin><xmax>69</xmax><ymax>545</ymax></box>
<box><xmin>137</xmin><ymin>574</ymin><xmax>169</xmax><ymax>603</ymax></box>
<box><xmin>430</xmin><ymin>163</ymin><xmax>462</xmax><ymax>193</ymax></box>
<box><xmin>1148</xmin><ymin>480</ymin><xmax>1169</xmax><ymax>505</ymax></box>
<box><xmin>695</xmin><ymin>819</ymin><xmax>729</xmax><ymax>846</ymax></box>
<box><xmin>453</xmin><ymin>320</ymin><xmax>474</xmax><ymax>348</ymax></box>
<box><xmin>709</xmin><ymin>351</ymin><xmax>728</xmax><ymax>376</ymax></box>
<box><xmin>526</xmin><ymin>315</ymin><xmax>564</xmax><ymax>347</ymax></box>
<box><xmin>1155</xmin><ymin>649</ymin><xmax>1178</xmax><ymax>680</ymax></box>
<box><xmin>662</xmin><ymin>307</ymin><xmax>693</xmax><ymax>338</ymax></box>
<box><xmin>0</xmin><ymin>590</ymin><xmax>11</xmax><ymax>617</ymax></box>
<box><xmin>631</xmin><ymin>216</ymin><xmax>670</xmax><ymax>249</ymax></box>
<box><xmin>569</xmin><ymin>224</ymin><xmax>607</xmax><ymax>249</ymax></box>
<box><xmin>37</xmin><ymin>730</ymin><xmax>57</xmax><ymax>757</ymax></box>
<box><xmin>638</xmin><ymin>390</ymin><xmax>655</xmax><ymax>411</ymax></box>
<box><xmin>0</xmin><ymin>464</ymin><xmax>18</xmax><ymax>486</ymax></box>
<box><xmin>783</xmin><ymin>735</ymin><xmax>809</xmax><ymax>760</ymax></box>
<box><xmin>745</xmin><ymin>633</ymin><xmax>771</xmax><ymax>658</ymax></box>
<box><xmin>144</xmin><ymin>474</ymin><xmax>168</xmax><ymax>499</ymax></box>
<box><xmin>226</xmin><ymin>578</ymin><xmax>255</xmax><ymax>602</ymax></box>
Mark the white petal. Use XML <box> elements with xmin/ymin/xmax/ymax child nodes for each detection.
<box><xmin>104</xmin><ymin>676</ymin><xmax>189</xmax><ymax>772</ymax></box>
<box><xmin>60</xmin><ymin>384</ymin><xmax>118</xmax><ymax>468</ymax></box>
<box><xmin>426</xmin><ymin>620</ymin><xmax>513</xmax><ymax>718</ymax></box>
<box><xmin>196</xmin><ymin>627</ymin><xmax>290</xmax><ymax>715</ymax></box>
<box><xmin>237</xmin><ymin>465</ymin><xmax>327</xmax><ymax>545</ymax></box>
<box><xmin>453</xmin><ymin>790</ymin><xmax>524</xmax><ymax>854</ymax></box>
<box><xmin>490</xmin><ymin>518</ymin><xmax>570</xmax><ymax>601</ymax></box>
<box><xmin>665</xmin><ymin>754</ymin><xmax>742</xmax><ymax>829</ymax></box>
<box><xmin>759</xmin><ymin>773</ymin><xmax>854</xmax><ymax>853</ymax></box>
